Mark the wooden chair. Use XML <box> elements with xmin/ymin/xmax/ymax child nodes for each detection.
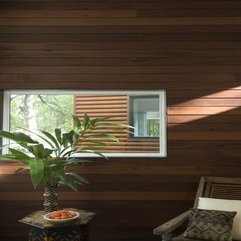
<box><xmin>153</xmin><ymin>176</ymin><xmax>241</xmax><ymax>241</ymax></box>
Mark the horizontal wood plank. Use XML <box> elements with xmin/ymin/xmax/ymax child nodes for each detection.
<box><xmin>2</xmin><ymin>17</ymin><xmax>241</xmax><ymax>26</ymax></box>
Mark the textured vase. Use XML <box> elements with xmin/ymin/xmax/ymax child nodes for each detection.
<box><xmin>43</xmin><ymin>185</ymin><xmax>58</xmax><ymax>214</ymax></box>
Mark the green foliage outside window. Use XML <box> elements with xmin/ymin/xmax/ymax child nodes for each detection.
<box><xmin>10</xmin><ymin>95</ymin><xmax>73</xmax><ymax>133</ymax></box>
<box><xmin>147</xmin><ymin>119</ymin><xmax>159</xmax><ymax>137</ymax></box>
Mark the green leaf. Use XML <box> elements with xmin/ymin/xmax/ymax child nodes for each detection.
<box><xmin>67</xmin><ymin>172</ymin><xmax>89</xmax><ymax>185</ymax></box>
<box><xmin>65</xmin><ymin>158</ymin><xmax>92</xmax><ymax>165</ymax></box>
<box><xmin>27</xmin><ymin>144</ymin><xmax>53</xmax><ymax>159</ymax></box>
<box><xmin>83</xmin><ymin>114</ymin><xmax>90</xmax><ymax>130</ymax></box>
<box><xmin>0</xmin><ymin>154</ymin><xmax>19</xmax><ymax>160</ymax></box>
<box><xmin>0</xmin><ymin>130</ymin><xmax>36</xmax><ymax>144</ymax></box>
<box><xmin>57</xmin><ymin>170</ymin><xmax>79</xmax><ymax>192</ymax></box>
<box><xmin>29</xmin><ymin>159</ymin><xmax>44</xmax><ymax>188</ymax></box>
<box><xmin>0</xmin><ymin>131</ymin><xmax>18</xmax><ymax>140</ymax></box>
<box><xmin>67</xmin><ymin>130</ymin><xmax>75</xmax><ymax>146</ymax></box>
<box><xmin>88</xmin><ymin>133</ymin><xmax>119</xmax><ymax>142</ymax></box>
<box><xmin>40</xmin><ymin>130</ymin><xmax>60</xmax><ymax>149</ymax></box>
<box><xmin>55</xmin><ymin>128</ymin><xmax>62</xmax><ymax>145</ymax></box>
<box><xmin>41</xmin><ymin>148</ymin><xmax>54</xmax><ymax>159</ymax></box>
<box><xmin>62</xmin><ymin>132</ymin><xmax>74</xmax><ymax>148</ymax></box>
<box><xmin>9</xmin><ymin>148</ymin><xmax>30</xmax><ymax>158</ymax></box>
<box><xmin>94</xmin><ymin>121</ymin><xmax>133</xmax><ymax>134</ymax></box>
<box><xmin>20</xmin><ymin>128</ymin><xmax>56</xmax><ymax>150</ymax></box>
<box><xmin>28</xmin><ymin>144</ymin><xmax>40</xmax><ymax>157</ymax></box>
<box><xmin>91</xmin><ymin>116</ymin><xmax>113</xmax><ymax>123</ymax></box>
<box><xmin>60</xmin><ymin>148</ymin><xmax>75</xmax><ymax>158</ymax></box>
<box><xmin>75</xmin><ymin>149</ymin><xmax>108</xmax><ymax>159</ymax></box>
<box><xmin>8</xmin><ymin>148</ymin><xmax>31</xmax><ymax>164</ymax></box>
<box><xmin>13</xmin><ymin>132</ymin><xmax>38</xmax><ymax>143</ymax></box>
<box><xmin>18</xmin><ymin>141</ymin><xmax>31</xmax><ymax>151</ymax></box>
<box><xmin>72</xmin><ymin>115</ymin><xmax>82</xmax><ymax>134</ymax></box>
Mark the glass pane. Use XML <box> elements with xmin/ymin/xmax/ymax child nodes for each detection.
<box><xmin>131</xmin><ymin>96</ymin><xmax>159</xmax><ymax>137</ymax></box>
<box><xmin>10</xmin><ymin>94</ymin><xmax>74</xmax><ymax>134</ymax></box>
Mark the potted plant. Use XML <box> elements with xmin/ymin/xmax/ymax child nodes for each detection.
<box><xmin>0</xmin><ymin>114</ymin><xmax>127</xmax><ymax>213</ymax></box>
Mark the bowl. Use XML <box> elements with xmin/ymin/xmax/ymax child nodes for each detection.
<box><xmin>43</xmin><ymin>210</ymin><xmax>79</xmax><ymax>223</ymax></box>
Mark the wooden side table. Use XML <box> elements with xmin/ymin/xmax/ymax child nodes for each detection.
<box><xmin>19</xmin><ymin>209</ymin><xmax>95</xmax><ymax>241</ymax></box>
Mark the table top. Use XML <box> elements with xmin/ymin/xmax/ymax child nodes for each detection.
<box><xmin>19</xmin><ymin>209</ymin><xmax>95</xmax><ymax>229</ymax></box>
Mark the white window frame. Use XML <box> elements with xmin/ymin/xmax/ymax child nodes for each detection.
<box><xmin>3</xmin><ymin>90</ymin><xmax>167</xmax><ymax>158</ymax></box>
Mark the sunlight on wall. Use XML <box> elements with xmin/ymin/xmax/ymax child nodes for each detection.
<box><xmin>169</xmin><ymin>87</ymin><xmax>241</xmax><ymax>126</ymax></box>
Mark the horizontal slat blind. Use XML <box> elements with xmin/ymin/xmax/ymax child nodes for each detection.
<box><xmin>74</xmin><ymin>95</ymin><xmax>159</xmax><ymax>152</ymax></box>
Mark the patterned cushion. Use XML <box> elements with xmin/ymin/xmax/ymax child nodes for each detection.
<box><xmin>184</xmin><ymin>208</ymin><xmax>236</xmax><ymax>241</ymax></box>
<box><xmin>198</xmin><ymin>198</ymin><xmax>241</xmax><ymax>241</ymax></box>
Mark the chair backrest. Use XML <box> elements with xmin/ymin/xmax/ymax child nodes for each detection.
<box><xmin>193</xmin><ymin>176</ymin><xmax>241</xmax><ymax>208</ymax></box>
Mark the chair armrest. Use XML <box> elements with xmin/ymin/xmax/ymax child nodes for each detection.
<box><xmin>153</xmin><ymin>210</ymin><xmax>190</xmax><ymax>235</ymax></box>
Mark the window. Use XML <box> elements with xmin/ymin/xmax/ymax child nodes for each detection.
<box><xmin>130</xmin><ymin>96</ymin><xmax>159</xmax><ymax>138</ymax></box>
<box><xmin>2</xmin><ymin>90</ymin><xmax>167</xmax><ymax>157</ymax></box>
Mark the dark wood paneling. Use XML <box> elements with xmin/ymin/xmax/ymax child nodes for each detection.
<box><xmin>0</xmin><ymin>1</ymin><xmax>241</xmax><ymax>241</ymax></box>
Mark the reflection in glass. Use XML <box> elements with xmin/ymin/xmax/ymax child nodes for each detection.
<box><xmin>130</xmin><ymin>96</ymin><xmax>159</xmax><ymax>138</ymax></box>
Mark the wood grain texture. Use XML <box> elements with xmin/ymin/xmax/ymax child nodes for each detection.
<box><xmin>2</xmin><ymin>17</ymin><xmax>241</xmax><ymax>26</ymax></box>
<box><xmin>0</xmin><ymin>1</ymin><xmax>241</xmax><ymax>241</ymax></box>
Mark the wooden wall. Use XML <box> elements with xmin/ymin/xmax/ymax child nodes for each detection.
<box><xmin>0</xmin><ymin>1</ymin><xmax>241</xmax><ymax>241</ymax></box>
